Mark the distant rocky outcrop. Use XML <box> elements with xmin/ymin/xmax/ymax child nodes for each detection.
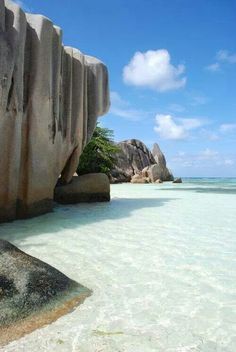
<box><xmin>0</xmin><ymin>0</ymin><xmax>109</xmax><ymax>223</ymax></box>
<box><xmin>173</xmin><ymin>177</ymin><xmax>182</xmax><ymax>183</ymax></box>
<box><xmin>111</xmin><ymin>139</ymin><xmax>173</xmax><ymax>183</ymax></box>
<box><xmin>0</xmin><ymin>239</ymin><xmax>91</xmax><ymax>346</ymax></box>
<box><xmin>55</xmin><ymin>173</ymin><xmax>110</xmax><ymax>204</ymax></box>
<box><xmin>152</xmin><ymin>143</ymin><xmax>173</xmax><ymax>181</ymax></box>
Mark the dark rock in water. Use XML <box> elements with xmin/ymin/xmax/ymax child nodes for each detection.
<box><xmin>111</xmin><ymin>139</ymin><xmax>174</xmax><ymax>183</ymax></box>
<box><xmin>0</xmin><ymin>239</ymin><xmax>91</xmax><ymax>346</ymax></box>
<box><xmin>173</xmin><ymin>178</ymin><xmax>183</xmax><ymax>183</ymax></box>
<box><xmin>55</xmin><ymin>173</ymin><xmax>110</xmax><ymax>204</ymax></box>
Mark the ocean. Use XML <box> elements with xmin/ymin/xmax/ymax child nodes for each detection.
<box><xmin>0</xmin><ymin>178</ymin><xmax>235</xmax><ymax>351</ymax></box>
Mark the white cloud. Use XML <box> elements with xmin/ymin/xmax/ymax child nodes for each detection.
<box><xmin>219</xmin><ymin>123</ymin><xmax>236</xmax><ymax>133</ymax></box>
<box><xmin>154</xmin><ymin>114</ymin><xmax>204</xmax><ymax>140</ymax></box>
<box><xmin>205</xmin><ymin>63</ymin><xmax>220</xmax><ymax>72</ymax></box>
<box><xmin>110</xmin><ymin>91</ymin><xmax>148</xmax><ymax>121</ymax></box>
<box><xmin>123</xmin><ymin>49</ymin><xmax>186</xmax><ymax>92</ymax></box>
<box><xmin>206</xmin><ymin>49</ymin><xmax>236</xmax><ymax>73</ymax></box>
<box><xmin>216</xmin><ymin>50</ymin><xmax>236</xmax><ymax>64</ymax></box>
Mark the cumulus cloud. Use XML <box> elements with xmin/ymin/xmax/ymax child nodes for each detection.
<box><xmin>110</xmin><ymin>91</ymin><xmax>148</xmax><ymax>121</ymax></box>
<box><xmin>154</xmin><ymin>114</ymin><xmax>204</xmax><ymax>140</ymax></box>
<box><xmin>123</xmin><ymin>49</ymin><xmax>186</xmax><ymax>92</ymax></box>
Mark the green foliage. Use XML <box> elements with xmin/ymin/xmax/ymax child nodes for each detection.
<box><xmin>77</xmin><ymin>124</ymin><xmax>120</xmax><ymax>175</ymax></box>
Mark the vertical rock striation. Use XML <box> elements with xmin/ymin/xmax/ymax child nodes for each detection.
<box><xmin>0</xmin><ymin>0</ymin><xmax>110</xmax><ymax>222</ymax></box>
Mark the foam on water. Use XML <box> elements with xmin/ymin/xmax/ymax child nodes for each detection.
<box><xmin>0</xmin><ymin>179</ymin><xmax>235</xmax><ymax>351</ymax></box>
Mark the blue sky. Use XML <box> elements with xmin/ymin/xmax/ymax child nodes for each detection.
<box><xmin>15</xmin><ymin>0</ymin><xmax>236</xmax><ymax>176</ymax></box>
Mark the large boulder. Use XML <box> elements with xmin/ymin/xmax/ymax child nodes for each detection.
<box><xmin>54</xmin><ymin>173</ymin><xmax>110</xmax><ymax>204</ymax></box>
<box><xmin>142</xmin><ymin>163</ymin><xmax>173</xmax><ymax>183</ymax></box>
<box><xmin>0</xmin><ymin>239</ymin><xmax>91</xmax><ymax>346</ymax></box>
<box><xmin>0</xmin><ymin>0</ymin><xmax>109</xmax><ymax>222</ymax></box>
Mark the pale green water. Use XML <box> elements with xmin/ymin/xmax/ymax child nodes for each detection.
<box><xmin>0</xmin><ymin>179</ymin><xmax>235</xmax><ymax>352</ymax></box>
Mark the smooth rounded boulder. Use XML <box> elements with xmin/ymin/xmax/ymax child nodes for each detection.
<box><xmin>54</xmin><ymin>173</ymin><xmax>110</xmax><ymax>204</ymax></box>
<box><xmin>0</xmin><ymin>239</ymin><xmax>91</xmax><ymax>346</ymax></box>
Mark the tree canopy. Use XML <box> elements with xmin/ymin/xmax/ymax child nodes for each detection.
<box><xmin>77</xmin><ymin>124</ymin><xmax>120</xmax><ymax>176</ymax></box>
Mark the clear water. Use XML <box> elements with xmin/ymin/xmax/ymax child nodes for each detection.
<box><xmin>0</xmin><ymin>178</ymin><xmax>235</xmax><ymax>352</ymax></box>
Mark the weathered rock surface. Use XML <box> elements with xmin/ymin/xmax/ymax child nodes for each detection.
<box><xmin>0</xmin><ymin>0</ymin><xmax>109</xmax><ymax>222</ymax></box>
<box><xmin>111</xmin><ymin>139</ymin><xmax>173</xmax><ymax>183</ymax></box>
<box><xmin>54</xmin><ymin>173</ymin><xmax>110</xmax><ymax>204</ymax></box>
<box><xmin>0</xmin><ymin>239</ymin><xmax>91</xmax><ymax>346</ymax></box>
<box><xmin>111</xmin><ymin>139</ymin><xmax>155</xmax><ymax>183</ymax></box>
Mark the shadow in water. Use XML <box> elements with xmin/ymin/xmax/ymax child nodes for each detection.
<box><xmin>158</xmin><ymin>187</ymin><xmax>236</xmax><ymax>195</ymax></box>
<box><xmin>0</xmin><ymin>197</ymin><xmax>177</xmax><ymax>244</ymax></box>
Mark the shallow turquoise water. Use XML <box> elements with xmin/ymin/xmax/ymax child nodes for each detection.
<box><xmin>0</xmin><ymin>179</ymin><xmax>235</xmax><ymax>352</ymax></box>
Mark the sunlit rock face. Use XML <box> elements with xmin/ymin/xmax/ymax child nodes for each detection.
<box><xmin>0</xmin><ymin>0</ymin><xmax>110</xmax><ymax>222</ymax></box>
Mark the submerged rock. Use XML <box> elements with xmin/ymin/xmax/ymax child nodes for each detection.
<box><xmin>0</xmin><ymin>0</ymin><xmax>109</xmax><ymax>222</ymax></box>
<box><xmin>54</xmin><ymin>173</ymin><xmax>110</xmax><ymax>204</ymax></box>
<box><xmin>0</xmin><ymin>239</ymin><xmax>91</xmax><ymax>346</ymax></box>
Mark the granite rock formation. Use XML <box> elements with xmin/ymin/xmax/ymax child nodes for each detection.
<box><xmin>111</xmin><ymin>139</ymin><xmax>173</xmax><ymax>183</ymax></box>
<box><xmin>0</xmin><ymin>239</ymin><xmax>91</xmax><ymax>346</ymax></box>
<box><xmin>152</xmin><ymin>143</ymin><xmax>174</xmax><ymax>181</ymax></box>
<box><xmin>0</xmin><ymin>0</ymin><xmax>109</xmax><ymax>222</ymax></box>
<box><xmin>55</xmin><ymin>173</ymin><xmax>110</xmax><ymax>204</ymax></box>
<box><xmin>111</xmin><ymin>139</ymin><xmax>155</xmax><ymax>182</ymax></box>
